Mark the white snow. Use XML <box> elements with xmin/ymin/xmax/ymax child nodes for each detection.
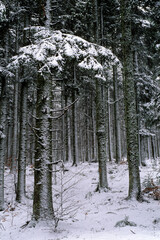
<box><xmin>141</xmin><ymin>19</ymin><xmax>151</xmax><ymax>28</ymax></box>
<box><xmin>63</xmin><ymin>42</ymin><xmax>75</xmax><ymax>57</ymax></box>
<box><xmin>0</xmin><ymin>131</ymin><xmax>6</xmax><ymax>139</ymax></box>
<box><xmin>1</xmin><ymin>159</ymin><xmax>160</xmax><ymax>240</ymax></box>
<box><xmin>78</xmin><ymin>56</ymin><xmax>103</xmax><ymax>71</ymax></box>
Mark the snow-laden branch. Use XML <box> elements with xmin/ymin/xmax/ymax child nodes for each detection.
<box><xmin>8</xmin><ymin>29</ymin><xmax>121</xmax><ymax>81</ymax></box>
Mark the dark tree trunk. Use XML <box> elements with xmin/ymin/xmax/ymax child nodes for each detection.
<box><xmin>16</xmin><ymin>82</ymin><xmax>28</xmax><ymax>202</ymax></box>
<box><xmin>11</xmin><ymin>78</ymin><xmax>19</xmax><ymax>173</ymax></box>
<box><xmin>120</xmin><ymin>0</ymin><xmax>141</xmax><ymax>200</ymax></box>
<box><xmin>113</xmin><ymin>65</ymin><xmax>121</xmax><ymax>163</ymax></box>
<box><xmin>32</xmin><ymin>73</ymin><xmax>54</xmax><ymax>221</ymax></box>
<box><xmin>0</xmin><ymin>77</ymin><xmax>7</xmax><ymax>211</ymax></box>
<box><xmin>72</xmin><ymin>65</ymin><xmax>78</xmax><ymax>166</ymax></box>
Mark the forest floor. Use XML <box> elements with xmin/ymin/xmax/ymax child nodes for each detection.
<box><xmin>1</xmin><ymin>159</ymin><xmax>160</xmax><ymax>240</ymax></box>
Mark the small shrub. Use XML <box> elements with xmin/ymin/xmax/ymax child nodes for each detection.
<box><xmin>115</xmin><ymin>216</ymin><xmax>137</xmax><ymax>228</ymax></box>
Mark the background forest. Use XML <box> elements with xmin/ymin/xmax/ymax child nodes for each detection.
<box><xmin>0</xmin><ymin>0</ymin><xmax>160</xmax><ymax>239</ymax></box>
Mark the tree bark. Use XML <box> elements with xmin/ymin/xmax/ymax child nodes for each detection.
<box><xmin>92</xmin><ymin>96</ymin><xmax>97</xmax><ymax>161</ymax></box>
<box><xmin>16</xmin><ymin>82</ymin><xmax>28</xmax><ymax>202</ymax></box>
<box><xmin>107</xmin><ymin>87</ymin><xmax>113</xmax><ymax>162</ymax></box>
<box><xmin>120</xmin><ymin>0</ymin><xmax>141</xmax><ymax>200</ymax></box>
<box><xmin>113</xmin><ymin>65</ymin><xmax>121</xmax><ymax>163</ymax></box>
<box><xmin>72</xmin><ymin>65</ymin><xmax>78</xmax><ymax>166</ymax></box>
<box><xmin>11</xmin><ymin>75</ymin><xmax>19</xmax><ymax>173</ymax></box>
<box><xmin>32</xmin><ymin>73</ymin><xmax>54</xmax><ymax>221</ymax></box>
<box><xmin>64</xmin><ymin>93</ymin><xmax>69</xmax><ymax>162</ymax></box>
<box><xmin>96</xmin><ymin>78</ymin><xmax>108</xmax><ymax>189</ymax></box>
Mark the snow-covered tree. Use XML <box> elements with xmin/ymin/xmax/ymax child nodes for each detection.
<box><xmin>9</xmin><ymin>28</ymin><xmax>119</xmax><ymax>221</ymax></box>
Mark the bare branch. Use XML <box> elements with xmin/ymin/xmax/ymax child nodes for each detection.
<box><xmin>49</xmin><ymin>98</ymin><xmax>79</xmax><ymax>120</ymax></box>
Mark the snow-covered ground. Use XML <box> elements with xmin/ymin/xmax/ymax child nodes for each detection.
<box><xmin>1</xmin><ymin>159</ymin><xmax>160</xmax><ymax>240</ymax></box>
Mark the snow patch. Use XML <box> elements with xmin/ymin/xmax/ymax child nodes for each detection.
<box><xmin>1</xmin><ymin>160</ymin><xmax>160</xmax><ymax>240</ymax></box>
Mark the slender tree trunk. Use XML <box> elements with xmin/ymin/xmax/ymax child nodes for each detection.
<box><xmin>85</xmin><ymin>96</ymin><xmax>89</xmax><ymax>162</ymax></box>
<box><xmin>134</xmin><ymin>50</ymin><xmax>142</xmax><ymax>165</ymax></box>
<box><xmin>147</xmin><ymin>136</ymin><xmax>151</xmax><ymax>160</ymax></box>
<box><xmin>93</xmin><ymin>0</ymin><xmax>99</xmax><ymax>44</ymax></box>
<box><xmin>4</xmin><ymin>31</ymin><xmax>11</xmax><ymax>166</ymax></box>
<box><xmin>6</xmin><ymin>108</ymin><xmax>12</xmax><ymax>166</ymax></box>
<box><xmin>31</xmin><ymin>88</ymin><xmax>37</xmax><ymax>165</ymax></box>
<box><xmin>61</xmin><ymin>81</ymin><xmax>65</xmax><ymax>162</ymax></box>
<box><xmin>113</xmin><ymin>65</ymin><xmax>121</xmax><ymax>163</ymax></box>
<box><xmin>11</xmin><ymin>19</ymin><xmax>20</xmax><ymax>173</ymax></box>
<box><xmin>11</xmin><ymin>77</ymin><xmax>19</xmax><ymax>173</ymax></box>
<box><xmin>100</xmin><ymin>4</ymin><xmax>104</xmax><ymax>45</ymax></box>
<box><xmin>0</xmin><ymin>78</ymin><xmax>7</xmax><ymax>211</ymax></box>
<box><xmin>107</xmin><ymin>87</ymin><xmax>113</xmax><ymax>162</ymax></box>
<box><xmin>16</xmin><ymin>82</ymin><xmax>28</xmax><ymax>202</ymax></box>
<box><xmin>92</xmin><ymin>97</ymin><xmax>97</xmax><ymax>161</ymax></box>
<box><xmin>64</xmin><ymin>93</ymin><xmax>69</xmax><ymax>162</ymax></box>
<box><xmin>96</xmin><ymin>78</ymin><xmax>108</xmax><ymax>189</ymax></box>
<box><xmin>68</xmin><ymin>113</ymin><xmax>72</xmax><ymax>162</ymax></box>
<box><xmin>151</xmin><ymin>136</ymin><xmax>155</xmax><ymax>160</ymax></box>
<box><xmin>72</xmin><ymin>65</ymin><xmax>78</xmax><ymax>166</ymax></box>
<box><xmin>120</xmin><ymin>0</ymin><xmax>141</xmax><ymax>200</ymax></box>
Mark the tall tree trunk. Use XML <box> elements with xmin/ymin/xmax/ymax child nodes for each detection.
<box><xmin>11</xmin><ymin>78</ymin><xmax>19</xmax><ymax>173</ymax></box>
<box><xmin>113</xmin><ymin>65</ymin><xmax>121</xmax><ymax>163</ymax></box>
<box><xmin>61</xmin><ymin>81</ymin><xmax>65</xmax><ymax>162</ymax></box>
<box><xmin>30</xmin><ymin>88</ymin><xmax>37</xmax><ymax>165</ymax></box>
<box><xmin>4</xmin><ymin>30</ymin><xmax>11</xmax><ymax>166</ymax></box>
<box><xmin>85</xmin><ymin>96</ymin><xmax>89</xmax><ymax>162</ymax></box>
<box><xmin>120</xmin><ymin>0</ymin><xmax>141</xmax><ymax>200</ymax></box>
<box><xmin>107</xmin><ymin>87</ymin><xmax>113</xmax><ymax>162</ymax></box>
<box><xmin>68</xmin><ymin>113</ymin><xmax>72</xmax><ymax>162</ymax></box>
<box><xmin>96</xmin><ymin>78</ymin><xmax>108</xmax><ymax>189</ymax></box>
<box><xmin>93</xmin><ymin>0</ymin><xmax>99</xmax><ymax>44</ymax></box>
<box><xmin>11</xmin><ymin>19</ymin><xmax>20</xmax><ymax>173</ymax></box>
<box><xmin>0</xmin><ymin>78</ymin><xmax>7</xmax><ymax>211</ymax></box>
<box><xmin>6</xmin><ymin>107</ymin><xmax>12</xmax><ymax>167</ymax></box>
<box><xmin>133</xmin><ymin>50</ymin><xmax>142</xmax><ymax>165</ymax></box>
<box><xmin>151</xmin><ymin>136</ymin><xmax>156</xmax><ymax>160</ymax></box>
<box><xmin>72</xmin><ymin>65</ymin><xmax>78</xmax><ymax>166</ymax></box>
<box><xmin>64</xmin><ymin>93</ymin><xmax>69</xmax><ymax>162</ymax></box>
<box><xmin>32</xmin><ymin>73</ymin><xmax>54</xmax><ymax>221</ymax></box>
<box><xmin>16</xmin><ymin>82</ymin><xmax>28</xmax><ymax>202</ymax></box>
<box><xmin>92</xmin><ymin>97</ymin><xmax>97</xmax><ymax>161</ymax></box>
<box><xmin>147</xmin><ymin>136</ymin><xmax>151</xmax><ymax>160</ymax></box>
